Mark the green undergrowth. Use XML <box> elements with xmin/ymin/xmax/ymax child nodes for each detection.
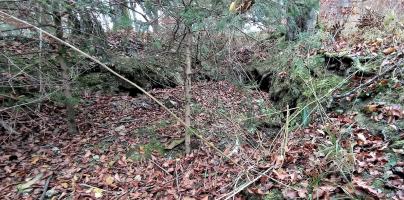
<box><xmin>126</xmin><ymin>138</ymin><xmax>165</xmax><ymax>161</ymax></box>
<box><xmin>77</xmin><ymin>72</ymin><xmax>120</xmax><ymax>93</ymax></box>
<box><xmin>111</xmin><ymin>56</ymin><xmax>183</xmax><ymax>88</ymax></box>
<box><xmin>126</xmin><ymin>121</ymin><xmax>182</xmax><ymax>161</ymax></box>
<box><xmin>249</xmin><ymin>31</ymin><xmax>346</xmax><ymax>127</ymax></box>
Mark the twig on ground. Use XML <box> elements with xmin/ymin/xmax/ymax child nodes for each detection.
<box><xmin>219</xmin><ymin>166</ymin><xmax>274</xmax><ymax>200</ymax></box>
<box><xmin>39</xmin><ymin>175</ymin><xmax>52</xmax><ymax>200</ymax></box>
<box><xmin>281</xmin><ymin>105</ymin><xmax>290</xmax><ymax>158</ymax></box>
<box><xmin>175</xmin><ymin>159</ymin><xmax>180</xmax><ymax>194</ymax></box>
<box><xmin>150</xmin><ymin>159</ymin><xmax>171</xmax><ymax>176</ymax></box>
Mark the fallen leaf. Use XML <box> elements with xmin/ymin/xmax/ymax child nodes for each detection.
<box><xmin>297</xmin><ymin>188</ymin><xmax>307</xmax><ymax>198</ymax></box>
<box><xmin>272</xmin><ymin>168</ymin><xmax>289</xmax><ymax>180</ymax></box>
<box><xmin>105</xmin><ymin>176</ymin><xmax>114</xmax><ymax>185</ymax></box>
<box><xmin>393</xmin><ymin>149</ymin><xmax>404</xmax><ymax>155</ymax></box>
<box><xmin>84</xmin><ymin>150</ymin><xmax>92</xmax><ymax>158</ymax></box>
<box><xmin>247</xmin><ymin>187</ymin><xmax>265</xmax><ymax>195</ymax></box>
<box><xmin>31</xmin><ymin>156</ymin><xmax>40</xmax><ymax>164</ymax></box>
<box><xmin>383</xmin><ymin>47</ymin><xmax>396</xmax><ymax>55</ymax></box>
<box><xmin>164</xmin><ymin>138</ymin><xmax>185</xmax><ymax>150</ymax></box>
<box><xmin>353</xmin><ymin>177</ymin><xmax>383</xmax><ymax>198</ymax></box>
<box><xmin>93</xmin><ymin>188</ymin><xmax>103</xmax><ymax>198</ymax></box>
<box><xmin>357</xmin><ymin>133</ymin><xmax>367</xmax><ymax>144</ymax></box>
<box><xmin>282</xmin><ymin>188</ymin><xmax>298</xmax><ymax>199</ymax></box>
<box><xmin>16</xmin><ymin>173</ymin><xmax>43</xmax><ymax>193</ymax></box>
<box><xmin>364</xmin><ymin>104</ymin><xmax>378</xmax><ymax>113</ymax></box>
<box><xmin>134</xmin><ymin>175</ymin><xmax>142</xmax><ymax>181</ymax></box>
<box><xmin>61</xmin><ymin>182</ymin><xmax>69</xmax><ymax>188</ymax></box>
<box><xmin>114</xmin><ymin>174</ymin><xmax>121</xmax><ymax>182</ymax></box>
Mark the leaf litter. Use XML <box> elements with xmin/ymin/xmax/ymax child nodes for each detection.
<box><xmin>1</xmin><ymin>80</ymin><xmax>403</xmax><ymax>199</ymax></box>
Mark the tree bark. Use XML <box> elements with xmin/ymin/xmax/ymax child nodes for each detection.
<box><xmin>184</xmin><ymin>28</ymin><xmax>192</xmax><ymax>154</ymax></box>
<box><xmin>54</xmin><ymin>10</ymin><xmax>78</xmax><ymax>135</ymax></box>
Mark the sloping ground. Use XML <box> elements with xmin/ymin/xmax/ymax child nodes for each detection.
<box><xmin>1</xmin><ymin>80</ymin><xmax>403</xmax><ymax>199</ymax></box>
<box><xmin>0</xmin><ymin>81</ymin><xmax>272</xmax><ymax>199</ymax></box>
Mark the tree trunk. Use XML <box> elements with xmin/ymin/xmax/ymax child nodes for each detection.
<box><xmin>38</xmin><ymin>5</ymin><xmax>45</xmax><ymax>96</ymax></box>
<box><xmin>54</xmin><ymin>11</ymin><xmax>78</xmax><ymax>135</ymax></box>
<box><xmin>184</xmin><ymin>28</ymin><xmax>192</xmax><ymax>154</ymax></box>
<box><xmin>286</xmin><ymin>0</ymin><xmax>319</xmax><ymax>41</ymax></box>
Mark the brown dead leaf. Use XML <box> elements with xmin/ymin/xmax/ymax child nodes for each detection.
<box><xmin>114</xmin><ymin>174</ymin><xmax>121</xmax><ymax>182</ymax></box>
<box><xmin>258</xmin><ymin>163</ymin><xmax>272</xmax><ymax>169</ymax></box>
<box><xmin>282</xmin><ymin>188</ymin><xmax>298</xmax><ymax>199</ymax></box>
<box><xmin>248</xmin><ymin>187</ymin><xmax>265</xmax><ymax>195</ymax></box>
<box><xmin>105</xmin><ymin>176</ymin><xmax>114</xmax><ymax>185</ymax></box>
<box><xmin>131</xmin><ymin>192</ymin><xmax>142</xmax><ymax>198</ymax></box>
<box><xmin>312</xmin><ymin>186</ymin><xmax>335</xmax><ymax>199</ymax></box>
<box><xmin>272</xmin><ymin>168</ymin><xmax>289</xmax><ymax>181</ymax></box>
<box><xmin>259</xmin><ymin>175</ymin><xmax>269</xmax><ymax>183</ymax></box>
<box><xmin>364</xmin><ymin>104</ymin><xmax>379</xmax><ymax>113</ymax></box>
<box><xmin>353</xmin><ymin>177</ymin><xmax>384</xmax><ymax>199</ymax></box>
<box><xmin>84</xmin><ymin>150</ymin><xmax>92</xmax><ymax>158</ymax></box>
<box><xmin>289</xmin><ymin>171</ymin><xmax>298</xmax><ymax>183</ymax></box>
<box><xmin>164</xmin><ymin>138</ymin><xmax>185</xmax><ymax>150</ymax></box>
<box><xmin>383</xmin><ymin>47</ymin><xmax>396</xmax><ymax>55</ymax></box>
<box><xmin>31</xmin><ymin>156</ymin><xmax>40</xmax><ymax>164</ymax></box>
<box><xmin>61</xmin><ymin>182</ymin><xmax>69</xmax><ymax>188</ymax></box>
<box><xmin>297</xmin><ymin>188</ymin><xmax>307</xmax><ymax>198</ymax></box>
<box><xmin>273</xmin><ymin>155</ymin><xmax>284</xmax><ymax>168</ymax></box>
<box><xmin>357</xmin><ymin>133</ymin><xmax>367</xmax><ymax>144</ymax></box>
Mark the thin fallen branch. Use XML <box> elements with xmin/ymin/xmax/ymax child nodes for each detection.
<box><xmin>175</xmin><ymin>159</ymin><xmax>180</xmax><ymax>194</ymax></box>
<box><xmin>219</xmin><ymin>166</ymin><xmax>274</xmax><ymax>200</ymax></box>
<box><xmin>150</xmin><ymin>159</ymin><xmax>171</xmax><ymax>176</ymax></box>
<box><xmin>39</xmin><ymin>176</ymin><xmax>52</xmax><ymax>200</ymax></box>
<box><xmin>333</xmin><ymin>58</ymin><xmax>403</xmax><ymax>99</ymax></box>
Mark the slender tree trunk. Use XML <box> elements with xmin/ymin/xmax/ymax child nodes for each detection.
<box><xmin>184</xmin><ymin>28</ymin><xmax>192</xmax><ymax>154</ymax></box>
<box><xmin>57</xmin><ymin>54</ymin><xmax>78</xmax><ymax>134</ymax></box>
<box><xmin>38</xmin><ymin>5</ymin><xmax>44</xmax><ymax>96</ymax></box>
<box><xmin>151</xmin><ymin>19</ymin><xmax>160</xmax><ymax>34</ymax></box>
<box><xmin>54</xmin><ymin>11</ymin><xmax>78</xmax><ymax>134</ymax></box>
<box><xmin>286</xmin><ymin>0</ymin><xmax>319</xmax><ymax>41</ymax></box>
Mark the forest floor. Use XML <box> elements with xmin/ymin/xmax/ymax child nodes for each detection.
<box><xmin>1</xmin><ymin>78</ymin><xmax>403</xmax><ymax>199</ymax></box>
